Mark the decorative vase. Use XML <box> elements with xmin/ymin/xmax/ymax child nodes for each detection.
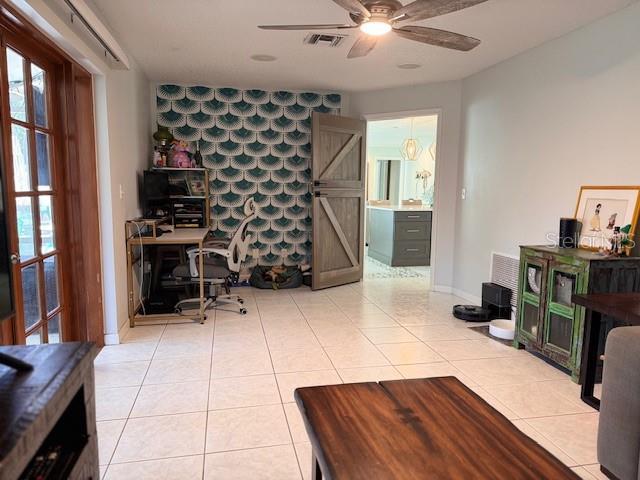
<box><xmin>153</xmin><ymin>125</ymin><xmax>174</xmax><ymax>146</ymax></box>
<box><xmin>193</xmin><ymin>140</ymin><xmax>203</xmax><ymax>167</ymax></box>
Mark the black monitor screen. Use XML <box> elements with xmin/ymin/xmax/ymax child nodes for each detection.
<box><xmin>143</xmin><ymin>170</ymin><xmax>169</xmax><ymax>201</ymax></box>
<box><xmin>0</xmin><ymin>157</ymin><xmax>13</xmax><ymax>320</ymax></box>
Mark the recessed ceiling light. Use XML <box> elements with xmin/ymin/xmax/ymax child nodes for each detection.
<box><xmin>251</xmin><ymin>54</ymin><xmax>277</xmax><ymax>62</ymax></box>
<box><xmin>397</xmin><ymin>63</ymin><xmax>422</xmax><ymax>70</ymax></box>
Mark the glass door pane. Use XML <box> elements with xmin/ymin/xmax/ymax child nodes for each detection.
<box><xmin>551</xmin><ymin>271</ymin><xmax>576</xmax><ymax>307</ymax></box>
<box><xmin>35</xmin><ymin>131</ymin><xmax>51</xmax><ymax>190</ymax></box>
<box><xmin>31</xmin><ymin>63</ymin><xmax>47</xmax><ymax>127</ymax></box>
<box><xmin>48</xmin><ymin>314</ymin><xmax>61</xmax><ymax>344</ymax></box>
<box><xmin>525</xmin><ymin>264</ymin><xmax>543</xmax><ymax>297</ymax></box>
<box><xmin>16</xmin><ymin>196</ymin><xmax>35</xmax><ymax>259</ymax></box>
<box><xmin>39</xmin><ymin>195</ymin><xmax>55</xmax><ymax>253</ymax></box>
<box><xmin>521</xmin><ymin>302</ymin><xmax>540</xmax><ymax>337</ymax></box>
<box><xmin>26</xmin><ymin>327</ymin><xmax>42</xmax><ymax>345</ymax></box>
<box><xmin>21</xmin><ymin>263</ymin><xmax>40</xmax><ymax>330</ymax></box>
<box><xmin>547</xmin><ymin>313</ymin><xmax>573</xmax><ymax>352</ymax></box>
<box><xmin>11</xmin><ymin>123</ymin><xmax>31</xmax><ymax>191</ymax></box>
<box><xmin>6</xmin><ymin>48</ymin><xmax>26</xmax><ymax>121</ymax></box>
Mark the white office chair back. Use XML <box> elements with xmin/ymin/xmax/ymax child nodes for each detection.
<box><xmin>226</xmin><ymin>197</ymin><xmax>257</xmax><ymax>272</ymax></box>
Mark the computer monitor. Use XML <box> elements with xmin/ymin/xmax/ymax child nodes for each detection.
<box><xmin>143</xmin><ymin>170</ymin><xmax>170</xmax><ymax>218</ymax></box>
<box><xmin>143</xmin><ymin>170</ymin><xmax>169</xmax><ymax>201</ymax></box>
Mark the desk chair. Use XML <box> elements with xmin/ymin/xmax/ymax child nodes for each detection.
<box><xmin>173</xmin><ymin>198</ymin><xmax>257</xmax><ymax>316</ymax></box>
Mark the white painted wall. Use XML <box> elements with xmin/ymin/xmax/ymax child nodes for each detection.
<box><xmin>10</xmin><ymin>0</ymin><xmax>151</xmax><ymax>343</ymax></box>
<box><xmin>454</xmin><ymin>2</ymin><xmax>640</xmax><ymax>298</ymax></box>
<box><xmin>347</xmin><ymin>81</ymin><xmax>463</xmax><ymax>290</ymax></box>
<box><xmin>102</xmin><ymin>63</ymin><xmax>151</xmax><ymax>342</ymax></box>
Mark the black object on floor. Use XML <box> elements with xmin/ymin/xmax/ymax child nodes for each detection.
<box><xmin>452</xmin><ymin>305</ymin><xmax>491</xmax><ymax>322</ymax></box>
<box><xmin>482</xmin><ymin>282</ymin><xmax>512</xmax><ymax>319</ymax></box>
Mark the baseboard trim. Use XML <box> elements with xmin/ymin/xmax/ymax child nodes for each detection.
<box><xmin>103</xmin><ymin>333</ymin><xmax>121</xmax><ymax>345</ymax></box>
<box><xmin>432</xmin><ymin>284</ymin><xmax>453</xmax><ymax>294</ymax></box>
<box><xmin>452</xmin><ymin>288</ymin><xmax>482</xmax><ymax>305</ymax></box>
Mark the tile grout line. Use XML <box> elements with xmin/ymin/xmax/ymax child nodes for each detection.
<box><xmin>292</xmin><ymin>293</ymin><xmax>344</xmax><ymax>384</ymax></box>
<box><xmin>202</xmin><ymin>307</ymin><xmax>217</xmax><ymax>480</ymax></box>
<box><xmin>101</xmin><ymin>322</ymin><xmax>166</xmax><ymax>471</ymax></box>
<box><xmin>254</xmin><ymin>292</ymin><xmax>305</xmax><ymax>480</ymax></box>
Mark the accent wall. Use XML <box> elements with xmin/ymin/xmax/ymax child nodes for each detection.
<box><xmin>155</xmin><ymin>85</ymin><xmax>341</xmax><ymax>267</ymax></box>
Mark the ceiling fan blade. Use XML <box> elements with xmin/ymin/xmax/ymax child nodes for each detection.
<box><xmin>394</xmin><ymin>26</ymin><xmax>480</xmax><ymax>51</ymax></box>
<box><xmin>331</xmin><ymin>0</ymin><xmax>371</xmax><ymax>18</ymax></box>
<box><xmin>392</xmin><ymin>0</ymin><xmax>487</xmax><ymax>23</ymax></box>
<box><xmin>259</xmin><ymin>24</ymin><xmax>356</xmax><ymax>30</ymax></box>
<box><xmin>347</xmin><ymin>34</ymin><xmax>377</xmax><ymax>58</ymax></box>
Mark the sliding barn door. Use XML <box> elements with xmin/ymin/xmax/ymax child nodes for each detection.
<box><xmin>311</xmin><ymin>113</ymin><xmax>366</xmax><ymax>290</ymax></box>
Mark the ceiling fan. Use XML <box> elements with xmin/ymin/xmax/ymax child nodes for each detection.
<box><xmin>259</xmin><ymin>0</ymin><xmax>487</xmax><ymax>59</ymax></box>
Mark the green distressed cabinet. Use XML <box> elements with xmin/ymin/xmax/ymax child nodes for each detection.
<box><xmin>515</xmin><ymin>246</ymin><xmax>640</xmax><ymax>381</ymax></box>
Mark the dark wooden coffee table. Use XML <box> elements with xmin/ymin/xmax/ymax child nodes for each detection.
<box><xmin>295</xmin><ymin>377</ymin><xmax>579</xmax><ymax>480</ymax></box>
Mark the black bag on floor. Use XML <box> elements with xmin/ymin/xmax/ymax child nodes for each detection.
<box><xmin>249</xmin><ymin>266</ymin><xmax>303</xmax><ymax>290</ymax></box>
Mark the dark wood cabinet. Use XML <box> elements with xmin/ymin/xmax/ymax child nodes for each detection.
<box><xmin>0</xmin><ymin>342</ymin><xmax>98</xmax><ymax>479</ymax></box>
<box><xmin>515</xmin><ymin>246</ymin><xmax>640</xmax><ymax>381</ymax></box>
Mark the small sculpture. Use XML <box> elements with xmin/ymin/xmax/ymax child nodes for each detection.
<box><xmin>589</xmin><ymin>204</ymin><xmax>602</xmax><ymax>232</ymax></box>
<box><xmin>169</xmin><ymin>140</ymin><xmax>192</xmax><ymax>168</ymax></box>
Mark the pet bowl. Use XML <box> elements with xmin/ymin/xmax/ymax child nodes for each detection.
<box><xmin>489</xmin><ymin>319</ymin><xmax>515</xmax><ymax>340</ymax></box>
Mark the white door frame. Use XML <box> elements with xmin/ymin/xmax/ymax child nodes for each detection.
<box><xmin>363</xmin><ymin>108</ymin><xmax>443</xmax><ymax>290</ymax></box>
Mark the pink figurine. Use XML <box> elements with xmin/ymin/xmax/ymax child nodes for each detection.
<box><xmin>169</xmin><ymin>140</ymin><xmax>192</xmax><ymax>168</ymax></box>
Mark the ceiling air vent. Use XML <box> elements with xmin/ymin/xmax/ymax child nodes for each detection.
<box><xmin>303</xmin><ymin>33</ymin><xmax>347</xmax><ymax>48</ymax></box>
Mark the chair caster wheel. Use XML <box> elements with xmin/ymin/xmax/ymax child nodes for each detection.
<box><xmin>240</xmin><ymin>308</ymin><xmax>247</xmax><ymax>315</ymax></box>
<box><xmin>175</xmin><ymin>307</ymin><xmax>182</xmax><ymax>314</ymax></box>
<box><xmin>238</xmin><ymin>299</ymin><xmax>244</xmax><ymax>304</ymax></box>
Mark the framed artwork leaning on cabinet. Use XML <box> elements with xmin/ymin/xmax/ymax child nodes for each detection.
<box><xmin>574</xmin><ymin>186</ymin><xmax>640</xmax><ymax>250</ymax></box>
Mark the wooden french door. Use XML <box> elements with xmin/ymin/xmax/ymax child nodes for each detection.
<box><xmin>0</xmin><ymin>34</ymin><xmax>66</xmax><ymax>344</ymax></box>
<box><xmin>311</xmin><ymin>113</ymin><xmax>366</xmax><ymax>290</ymax></box>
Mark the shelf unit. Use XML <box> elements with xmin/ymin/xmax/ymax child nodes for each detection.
<box><xmin>151</xmin><ymin>167</ymin><xmax>210</xmax><ymax>228</ymax></box>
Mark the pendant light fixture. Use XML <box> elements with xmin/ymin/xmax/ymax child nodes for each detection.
<box><xmin>400</xmin><ymin>118</ymin><xmax>422</xmax><ymax>161</ymax></box>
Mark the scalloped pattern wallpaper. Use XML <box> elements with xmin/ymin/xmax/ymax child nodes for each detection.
<box><xmin>156</xmin><ymin>84</ymin><xmax>341</xmax><ymax>267</ymax></box>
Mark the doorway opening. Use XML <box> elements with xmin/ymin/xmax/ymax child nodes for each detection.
<box><xmin>364</xmin><ymin>114</ymin><xmax>439</xmax><ymax>281</ymax></box>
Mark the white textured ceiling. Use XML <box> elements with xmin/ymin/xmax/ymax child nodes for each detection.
<box><xmin>368</xmin><ymin>115</ymin><xmax>438</xmax><ymax>148</ymax></box>
<box><xmin>91</xmin><ymin>0</ymin><xmax>636</xmax><ymax>92</ymax></box>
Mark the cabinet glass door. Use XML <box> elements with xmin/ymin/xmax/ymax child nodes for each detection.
<box><xmin>543</xmin><ymin>265</ymin><xmax>581</xmax><ymax>356</ymax></box>
<box><xmin>518</xmin><ymin>256</ymin><xmax>547</xmax><ymax>342</ymax></box>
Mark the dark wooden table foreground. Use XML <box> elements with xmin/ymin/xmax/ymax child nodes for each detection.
<box><xmin>295</xmin><ymin>377</ymin><xmax>579</xmax><ymax>480</ymax></box>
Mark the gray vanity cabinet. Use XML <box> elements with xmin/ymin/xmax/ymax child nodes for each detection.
<box><xmin>367</xmin><ymin>208</ymin><xmax>432</xmax><ymax>266</ymax></box>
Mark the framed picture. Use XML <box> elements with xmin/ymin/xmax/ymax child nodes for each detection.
<box><xmin>574</xmin><ymin>186</ymin><xmax>640</xmax><ymax>250</ymax></box>
<box><xmin>189</xmin><ymin>179</ymin><xmax>206</xmax><ymax>195</ymax></box>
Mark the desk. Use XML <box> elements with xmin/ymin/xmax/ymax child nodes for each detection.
<box><xmin>295</xmin><ymin>377</ymin><xmax>578</xmax><ymax>480</ymax></box>
<box><xmin>126</xmin><ymin>227</ymin><xmax>210</xmax><ymax>326</ymax></box>
<box><xmin>573</xmin><ymin>293</ymin><xmax>640</xmax><ymax>410</ymax></box>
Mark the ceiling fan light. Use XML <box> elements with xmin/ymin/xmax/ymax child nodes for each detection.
<box><xmin>360</xmin><ymin>20</ymin><xmax>392</xmax><ymax>36</ymax></box>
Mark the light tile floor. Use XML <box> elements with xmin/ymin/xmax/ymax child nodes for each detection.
<box><xmin>95</xmin><ymin>278</ymin><xmax>604</xmax><ymax>480</ymax></box>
